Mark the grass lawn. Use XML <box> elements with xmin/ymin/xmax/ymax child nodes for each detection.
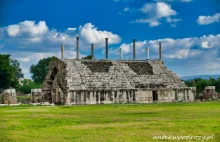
<box><xmin>0</xmin><ymin>101</ymin><xmax>219</xmax><ymax>142</ymax></box>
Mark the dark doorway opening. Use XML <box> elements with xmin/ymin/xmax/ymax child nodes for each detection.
<box><xmin>50</xmin><ymin>68</ymin><xmax>58</xmax><ymax>80</ymax></box>
<box><xmin>153</xmin><ymin>91</ymin><xmax>158</xmax><ymax>101</ymax></box>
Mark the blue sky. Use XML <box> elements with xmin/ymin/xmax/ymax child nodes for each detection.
<box><xmin>0</xmin><ymin>0</ymin><xmax>220</xmax><ymax>78</ymax></box>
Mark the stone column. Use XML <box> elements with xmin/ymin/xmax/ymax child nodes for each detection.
<box><xmin>146</xmin><ymin>47</ymin><xmax>149</xmax><ymax>60</ymax></box>
<box><xmin>91</xmin><ymin>44</ymin><xmax>94</xmax><ymax>59</ymax></box>
<box><xmin>76</xmin><ymin>92</ymin><xmax>79</xmax><ymax>104</ymax></box>
<box><xmin>133</xmin><ymin>39</ymin><xmax>136</xmax><ymax>60</ymax></box>
<box><xmin>65</xmin><ymin>92</ymin><xmax>71</xmax><ymax>105</ymax></box>
<box><xmin>92</xmin><ymin>91</ymin><xmax>96</xmax><ymax>104</ymax></box>
<box><xmin>61</xmin><ymin>44</ymin><xmax>64</xmax><ymax>59</ymax></box>
<box><xmin>76</xmin><ymin>37</ymin><xmax>79</xmax><ymax>59</ymax></box>
<box><xmin>89</xmin><ymin>91</ymin><xmax>92</xmax><ymax>104</ymax></box>
<box><xmin>133</xmin><ymin>90</ymin><xmax>136</xmax><ymax>102</ymax></box>
<box><xmin>120</xmin><ymin>48</ymin><xmax>122</xmax><ymax>60</ymax></box>
<box><xmin>55</xmin><ymin>88</ymin><xmax>58</xmax><ymax>102</ymax></box>
<box><xmin>81</xmin><ymin>91</ymin><xmax>84</xmax><ymax>104</ymax></box>
<box><xmin>50</xmin><ymin>90</ymin><xmax>54</xmax><ymax>103</ymax></box>
<box><xmin>98</xmin><ymin>92</ymin><xmax>101</xmax><ymax>104</ymax></box>
<box><xmin>113</xmin><ymin>91</ymin><xmax>116</xmax><ymax>103</ymax></box>
<box><xmin>73</xmin><ymin>91</ymin><xmax>76</xmax><ymax>104</ymax></box>
<box><xmin>31</xmin><ymin>89</ymin><xmax>36</xmax><ymax>103</ymax></box>
<box><xmin>127</xmin><ymin>91</ymin><xmax>130</xmax><ymax>103</ymax></box>
<box><xmin>122</xmin><ymin>91</ymin><xmax>127</xmax><ymax>103</ymax></box>
<box><xmin>106</xmin><ymin>92</ymin><xmax>109</xmax><ymax>103</ymax></box>
<box><xmin>105</xmin><ymin>38</ymin><xmax>108</xmax><ymax>60</ymax></box>
<box><xmin>117</xmin><ymin>91</ymin><xmax>119</xmax><ymax>103</ymax></box>
<box><xmin>159</xmin><ymin>42</ymin><xmax>162</xmax><ymax>60</ymax></box>
<box><xmin>86</xmin><ymin>92</ymin><xmax>90</xmax><ymax>104</ymax></box>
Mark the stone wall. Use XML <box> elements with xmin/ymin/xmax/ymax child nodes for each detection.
<box><xmin>2</xmin><ymin>89</ymin><xmax>17</xmax><ymax>104</ymax></box>
<box><xmin>31</xmin><ymin>89</ymin><xmax>43</xmax><ymax>103</ymax></box>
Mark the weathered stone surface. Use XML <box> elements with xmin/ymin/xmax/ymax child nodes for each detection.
<box><xmin>41</xmin><ymin>59</ymin><xmax>195</xmax><ymax>105</ymax></box>
<box><xmin>2</xmin><ymin>89</ymin><xmax>17</xmax><ymax>104</ymax></box>
<box><xmin>199</xmin><ymin>86</ymin><xmax>218</xmax><ymax>100</ymax></box>
<box><xmin>31</xmin><ymin>89</ymin><xmax>43</xmax><ymax>103</ymax></box>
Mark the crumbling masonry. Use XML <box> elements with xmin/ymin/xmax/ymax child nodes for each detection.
<box><xmin>1</xmin><ymin>89</ymin><xmax>17</xmax><ymax>104</ymax></box>
<box><xmin>41</xmin><ymin>38</ymin><xmax>195</xmax><ymax>105</ymax></box>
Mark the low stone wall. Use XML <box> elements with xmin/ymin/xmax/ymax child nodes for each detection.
<box><xmin>2</xmin><ymin>89</ymin><xmax>17</xmax><ymax>104</ymax></box>
<box><xmin>31</xmin><ymin>89</ymin><xmax>43</xmax><ymax>103</ymax></box>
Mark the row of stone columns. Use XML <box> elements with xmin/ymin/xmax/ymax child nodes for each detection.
<box><xmin>66</xmin><ymin>90</ymin><xmax>136</xmax><ymax>105</ymax></box>
<box><xmin>60</xmin><ymin>38</ymin><xmax>162</xmax><ymax>60</ymax></box>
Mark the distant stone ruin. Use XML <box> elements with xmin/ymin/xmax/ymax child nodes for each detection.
<box><xmin>199</xmin><ymin>86</ymin><xmax>218</xmax><ymax>101</ymax></box>
<box><xmin>1</xmin><ymin>89</ymin><xmax>17</xmax><ymax>104</ymax></box>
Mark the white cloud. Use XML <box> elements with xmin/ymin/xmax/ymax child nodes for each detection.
<box><xmin>16</xmin><ymin>57</ymin><xmax>30</xmax><ymax>62</ymax></box>
<box><xmin>6</xmin><ymin>21</ymin><xmax>48</xmax><ymax>37</ymax></box>
<box><xmin>180</xmin><ymin>0</ymin><xmax>192</xmax><ymax>2</ymax></box>
<box><xmin>1</xmin><ymin>21</ymin><xmax>121</xmax><ymax>50</ymax></box>
<box><xmin>67</xmin><ymin>28</ymin><xmax>76</xmax><ymax>31</ymax></box>
<box><xmin>166</xmin><ymin>17</ymin><xmax>181</xmax><ymax>23</ymax></box>
<box><xmin>204</xmin><ymin>62</ymin><xmax>220</xmax><ymax>70</ymax></box>
<box><xmin>140</xmin><ymin>2</ymin><xmax>176</xmax><ymax>18</ymax></box>
<box><xmin>79</xmin><ymin>23</ymin><xmax>121</xmax><ymax>46</ymax></box>
<box><xmin>131</xmin><ymin>2</ymin><xmax>180</xmax><ymax>27</ymax></box>
<box><xmin>165</xmin><ymin>49</ymin><xmax>201</xmax><ymax>59</ymax></box>
<box><xmin>155</xmin><ymin>0</ymin><xmax>193</xmax><ymax>2</ymax></box>
<box><xmin>150</xmin><ymin>21</ymin><xmax>161</xmax><ymax>27</ymax></box>
<box><xmin>124</xmin><ymin>7</ymin><xmax>130</xmax><ymax>12</ymax></box>
<box><xmin>170</xmin><ymin>23</ymin><xmax>177</xmax><ymax>27</ymax></box>
<box><xmin>201</xmin><ymin>41</ymin><xmax>209</xmax><ymax>48</ymax></box>
<box><xmin>197</xmin><ymin>13</ymin><xmax>220</xmax><ymax>25</ymax></box>
<box><xmin>7</xmin><ymin>25</ymin><xmax>20</xmax><ymax>37</ymax></box>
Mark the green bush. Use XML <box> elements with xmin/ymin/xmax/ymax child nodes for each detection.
<box><xmin>17</xmin><ymin>79</ymin><xmax>41</xmax><ymax>94</ymax></box>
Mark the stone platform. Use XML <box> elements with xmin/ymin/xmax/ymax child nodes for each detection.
<box><xmin>41</xmin><ymin>59</ymin><xmax>195</xmax><ymax>105</ymax></box>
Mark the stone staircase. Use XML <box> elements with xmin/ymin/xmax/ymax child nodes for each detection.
<box><xmin>62</xmin><ymin>60</ymin><xmax>185</xmax><ymax>90</ymax></box>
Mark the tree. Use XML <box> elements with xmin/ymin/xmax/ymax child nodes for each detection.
<box><xmin>10</xmin><ymin>59</ymin><xmax>24</xmax><ymax>79</ymax></box>
<box><xmin>30</xmin><ymin>56</ymin><xmax>59</xmax><ymax>84</ymax></box>
<box><xmin>17</xmin><ymin>79</ymin><xmax>41</xmax><ymax>94</ymax></box>
<box><xmin>0</xmin><ymin>54</ymin><xmax>18</xmax><ymax>89</ymax></box>
<box><xmin>82</xmin><ymin>55</ymin><xmax>92</xmax><ymax>59</ymax></box>
<box><xmin>215</xmin><ymin>77</ymin><xmax>220</xmax><ymax>92</ymax></box>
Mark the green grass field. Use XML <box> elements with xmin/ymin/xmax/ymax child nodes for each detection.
<box><xmin>0</xmin><ymin>101</ymin><xmax>219</xmax><ymax>142</ymax></box>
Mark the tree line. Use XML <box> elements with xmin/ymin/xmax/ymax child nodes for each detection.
<box><xmin>185</xmin><ymin>77</ymin><xmax>220</xmax><ymax>93</ymax></box>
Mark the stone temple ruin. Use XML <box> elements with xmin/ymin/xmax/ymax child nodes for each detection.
<box><xmin>40</xmin><ymin>38</ymin><xmax>195</xmax><ymax>105</ymax></box>
<box><xmin>199</xmin><ymin>86</ymin><xmax>219</xmax><ymax>101</ymax></box>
